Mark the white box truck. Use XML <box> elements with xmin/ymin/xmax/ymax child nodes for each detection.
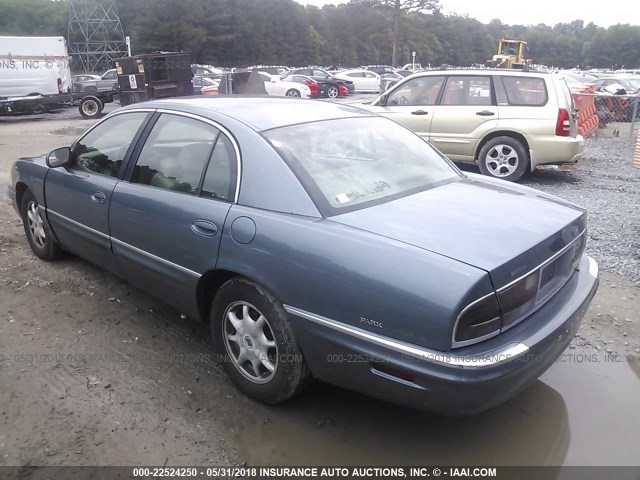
<box><xmin>0</xmin><ymin>36</ymin><xmax>72</xmax><ymax>98</ymax></box>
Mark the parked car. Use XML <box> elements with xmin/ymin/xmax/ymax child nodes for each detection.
<box><xmin>192</xmin><ymin>76</ymin><xmax>221</xmax><ymax>95</ymax></box>
<box><xmin>334</xmin><ymin>69</ymin><xmax>380</xmax><ymax>93</ymax></box>
<box><xmin>287</xmin><ymin>67</ymin><xmax>355</xmax><ymax>94</ymax></box>
<box><xmin>281</xmin><ymin>73</ymin><xmax>347</xmax><ymax>98</ymax></box>
<box><xmin>256</xmin><ymin>72</ymin><xmax>310</xmax><ymax>98</ymax></box>
<box><xmin>360</xmin><ymin>69</ymin><xmax>583</xmax><ymax>181</ymax></box>
<box><xmin>192</xmin><ymin>64</ymin><xmax>224</xmax><ymax>79</ymax></box>
<box><xmin>592</xmin><ymin>76</ymin><xmax>640</xmax><ymax>94</ymax></box>
<box><xmin>379</xmin><ymin>70</ymin><xmax>415</xmax><ymax>92</ymax></box>
<box><xmin>7</xmin><ymin>97</ymin><xmax>598</xmax><ymax>415</ymax></box>
<box><xmin>362</xmin><ymin>64</ymin><xmax>395</xmax><ymax>75</ymax></box>
<box><xmin>73</xmin><ymin>68</ymin><xmax>118</xmax><ymax>93</ymax></box>
<box><xmin>248</xmin><ymin>65</ymin><xmax>290</xmax><ymax>76</ymax></box>
<box><xmin>401</xmin><ymin>63</ymin><xmax>423</xmax><ymax>71</ymax></box>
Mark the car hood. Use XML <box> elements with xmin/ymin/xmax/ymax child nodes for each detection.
<box><xmin>331</xmin><ymin>175</ymin><xmax>586</xmax><ymax>288</ymax></box>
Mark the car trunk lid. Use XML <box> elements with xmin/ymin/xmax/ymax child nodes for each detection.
<box><xmin>330</xmin><ymin>176</ymin><xmax>586</xmax><ymax>289</ymax></box>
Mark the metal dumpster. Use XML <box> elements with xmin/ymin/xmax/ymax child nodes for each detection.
<box><xmin>115</xmin><ymin>52</ymin><xmax>193</xmax><ymax>106</ymax></box>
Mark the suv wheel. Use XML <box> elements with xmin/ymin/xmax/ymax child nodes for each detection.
<box><xmin>478</xmin><ymin>136</ymin><xmax>529</xmax><ymax>182</ymax></box>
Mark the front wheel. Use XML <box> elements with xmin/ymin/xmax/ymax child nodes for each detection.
<box><xmin>211</xmin><ymin>278</ymin><xmax>310</xmax><ymax>404</ymax></box>
<box><xmin>285</xmin><ymin>89</ymin><xmax>301</xmax><ymax>98</ymax></box>
<box><xmin>477</xmin><ymin>136</ymin><xmax>529</xmax><ymax>182</ymax></box>
<box><xmin>20</xmin><ymin>190</ymin><xmax>63</xmax><ymax>261</ymax></box>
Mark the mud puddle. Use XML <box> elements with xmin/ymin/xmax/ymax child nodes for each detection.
<box><xmin>222</xmin><ymin>346</ymin><xmax>640</xmax><ymax>466</ymax></box>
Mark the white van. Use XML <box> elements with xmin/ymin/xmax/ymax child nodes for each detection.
<box><xmin>0</xmin><ymin>36</ymin><xmax>72</xmax><ymax>98</ymax></box>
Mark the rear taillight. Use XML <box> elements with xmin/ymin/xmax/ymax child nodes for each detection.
<box><xmin>453</xmin><ymin>293</ymin><xmax>502</xmax><ymax>347</ymax></box>
<box><xmin>57</xmin><ymin>78</ymin><xmax>63</xmax><ymax>94</ymax></box>
<box><xmin>556</xmin><ymin>108</ymin><xmax>571</xmax><ymax>136</ymax></box>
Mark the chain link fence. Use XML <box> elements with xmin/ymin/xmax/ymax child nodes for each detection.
<box><xmin>573</xmin><ymin>91</ymin><xmax>640</xmax><ymax>141</ymax></box>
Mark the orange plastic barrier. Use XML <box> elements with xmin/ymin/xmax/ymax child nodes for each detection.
<box><xmin>634</xmin><ymin>130</ymin><xmax>640</xmax><ymax>169</ymax></box>
<box><xmin>571</xmin><ymin>85</ymin><xmax>599</xmax><ymax>138</ymax></box>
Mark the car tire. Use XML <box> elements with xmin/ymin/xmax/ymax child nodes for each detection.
<box><xmin>285</xmin><ymin>89</ymin><xmax>301</xmax><ymax>98</ymax></box>
<box><xmin>211</xmin><ymin>277</ymin><xmax>311</xmax><ymax>404</ymax></box>
<box><xmin>477</xmin><ymin>136</ymin><xmax>529</xmax><ymax>182</ymax></box>
<box><xmin>79</xmin><ymin>96</ymin><xmax>103</xmax><ymax>119</ymax></box>
<box><xmin>326</xmin><ymin>85</ymin><xmax>339</xmax><ymax>98</ymax></box>
<box><xmin>20</xmin><ymin>190</ymin><xmax>63</xmax><ymax>261</ymax></box>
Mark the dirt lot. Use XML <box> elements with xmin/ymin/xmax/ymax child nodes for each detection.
<box><xmin>0</xmin><ymin>104</ymin><xmax>639</xmax><ymax>467</ymax></box>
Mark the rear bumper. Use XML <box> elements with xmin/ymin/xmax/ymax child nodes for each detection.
<box><xmin>529</xmin><ymin>134</ymin><xmax>584</xmax><ymax>170</ymax></box>
<box><xmin>286</xmin><ymin>254</ymin><xmax>598</xmax><ymax>415</ymax></box>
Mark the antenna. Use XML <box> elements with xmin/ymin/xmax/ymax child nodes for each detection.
<box><xmin>67</xmin><ymin>0</ymin><xmax>128</xmax><ymax>73</ymax></box>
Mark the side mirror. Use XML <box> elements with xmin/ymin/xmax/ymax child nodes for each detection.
<box><xmin>46</xmin><ymin>147</ymin><xmax>71</xmax><ymax>168</ymax></box>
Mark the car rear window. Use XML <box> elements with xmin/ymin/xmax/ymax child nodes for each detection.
<box><xmin>263</xmin><ymin>117</ymin><xmax>461</xmax><ymax>216</ymax></box>
<box><xmin>502</xmin><ymin>76</ymin><xmax>548</xmax><ymax>106</ymax></box>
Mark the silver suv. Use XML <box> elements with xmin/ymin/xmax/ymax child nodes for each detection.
<box><xmin>360</xmin><ymin>69</ymin><xmax>583</xmax><ymax>181</ymax></box>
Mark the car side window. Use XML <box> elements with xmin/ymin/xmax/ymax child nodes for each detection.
<box><xmin>201</xmin><ymin>134</ymin><xmax>237</xmax><ymax>201</ymax></box>
<box><xmin>73</xmin><ymin>112</ymin><xmax>149</xmax><ymax>178</ymax></box>
<box><xmin>347</xmin><ymin>72</ymin><xmax>364</xmax><ymax>77</ymax></box>
<box><xmin>103</xmin><ymin>70</ymin><xmax>116</xmax><ymax>80</ymax></box>
<box><xmin>364</xmin><ymin>72</ymin><xmax>378</xmax><ymax>78</ymax></box>
<box><xmin>502</xmin><ymin>76</ymin><xmax>548</xmax><ymax>106</ymax></box>
<box><xmin>386</xmin><ymin>76</ymin><xmax>444</xmax><ymax>106</ymax></box>
<box><xmin>131</xmin><ymin>114</ymin><xmax>219</xmax><ymax>195</ymax></box>
<box><xmin>441</xmin><ymin>76</ymin><xmax>492</xmax><ymax>106</ymax></box>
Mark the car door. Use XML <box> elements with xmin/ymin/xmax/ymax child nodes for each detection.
<box><xmin>428</xmin><ymin>75</ymin><xmax>498</xmax><ymax>160</ymax></box>
<box><xmin>109</xmin><ymin>112</ymin><xmax>239</xmax><ymax>317</ymax></box>
<box><xmin>45</xmin><ymin>111</ymin><xmax>151</xmax><ymax>273</ymax></box>
<box><xmin>363</xmin><ymin>71</ymin><xmax>380</xmax><ymax>92</ymax></box>
<box><xmin>367</xmin><ymin>76</ymin><xmax>445</xmax><ymax>140</ymax></box>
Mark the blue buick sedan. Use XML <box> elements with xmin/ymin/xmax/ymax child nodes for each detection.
<box><xmin>7</xmin><ymin>97</ymin><xmax>599</xmax><ymax>414</ymax></box>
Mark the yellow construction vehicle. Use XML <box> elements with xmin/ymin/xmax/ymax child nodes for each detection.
<box><xmin>489</xmin><ymin>39</ymin><xmax>532</xmax><ymax>69</ymax></box>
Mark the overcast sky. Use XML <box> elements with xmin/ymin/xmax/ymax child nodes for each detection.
<box><xmin>296</xmin><ymin>0</ymin><xmax>640</xmax><ymax>27</ymax></box>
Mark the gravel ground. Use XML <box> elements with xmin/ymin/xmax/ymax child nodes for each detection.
<box><xmin>455</xmin><ymin>137</ymin><xmax>640</xmax><ymax>283</ymax></box>
<box><xmin>523</xmin><ymin>137</ymin><xmax>640</xmax><ymax>283</ymax></box>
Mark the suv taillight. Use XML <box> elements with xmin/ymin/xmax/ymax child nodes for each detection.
<box><xmin>556</xmin><ymin>108</ymin><xmax>571</xmax><ymax>136</ymax></box>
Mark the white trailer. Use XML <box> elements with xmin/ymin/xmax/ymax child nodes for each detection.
<box><xmin>0</xmin><ymin>36</ymin><xmax>72</xmax><ymax>98</ymax></box>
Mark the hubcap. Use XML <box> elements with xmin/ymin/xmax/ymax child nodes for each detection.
<box><xmin>27</xmin><ymin>201</ymin><xmax>46</xmax><ymax>248</ymax></box>
<box><xmin>223</xmin><ymin>301</ymin><xmax>278</xmax><ymax>384</ymax></box>
<box><xmin>327</xmin><ymin>86</ymin><xmax>338</xmax><ymax>98</ymax></box>
<box><xmin>485</xmin><ymin>144</ymin><xmax>519</xmax><ymax>177</ymax></box>
<box><xmin>286</xmin><ymin>90</ymin><xmax>300</xmax><ymax>97</ymax></box>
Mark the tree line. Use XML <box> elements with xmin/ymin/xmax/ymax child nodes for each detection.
<box><xmin>1</xmin><ymin>0</ymin><xmax>639</xmax><ymax>70</ymax></box>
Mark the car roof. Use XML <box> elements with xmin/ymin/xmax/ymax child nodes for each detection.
<box><xmin>122</xmin><ymin>96</ymin><xmax>374</xmax><ymax>131</ymax></box>
<box><xmin>414</xmin><ymin>68</ymin><xmax>551</xmax><ymax>76</ymax></box>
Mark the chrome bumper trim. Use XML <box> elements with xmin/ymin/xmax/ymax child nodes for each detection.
<box><xmin>283</xmin><ymin>305</ymin><xmax>529</xmax><ymax>369</ymax></box>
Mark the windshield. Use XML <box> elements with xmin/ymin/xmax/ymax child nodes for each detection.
<box><xmin>263</xmin><ymin>117</ymin><xmax>460</xmax><ymax>216</ymax></box>
<box><xmin>627</xmin><ymin>78</ymin><xmax>640</xmax><ymax>89</ymax></box>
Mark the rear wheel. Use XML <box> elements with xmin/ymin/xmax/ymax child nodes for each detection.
<box><xmin>79</xmin><ymin>96</ymin><xmax>103</xmax><ymax>119</ymax></box>
<box><xmin>285</xmin><ymin>89</ymin><xmax>301</xmax><ymax>98</ymax></box>
<box><xmin>211</xmin><ymin>278</ymin><xmax>310</xmax><ymax>403</ymax></box>
<box><xmin>326</xmin><ymin>85</ymin><xmax>339</xmax><ymax>98</ymax></box>
<box><xmin>477</xmin><ymin>136</ymin><xmax>529</xmax><ymax>182</ymax></box>
<box><xmin>20</xmin><ymin>190</ymin><xmax>63</xmax><ymax>261</ymax></box>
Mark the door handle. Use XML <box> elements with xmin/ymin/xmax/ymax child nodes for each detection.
<box><xmin>411</xmin><ymin>110</ymin><xmax>429</xmax><ymax>115</ymax></box>
<box><xmin>191</xmin><ymin>220</ymin><xmax>218</xmax><ymax>237</ymax></box>
<box><xmin>476</xmin><ymin>110</ymin><xmax>495</xmax><ymax>116</ymax></box>
<box><xmin>91</xmin><ymin>192</ymin><xmax>107</xmax><ymax>204</ymax></box>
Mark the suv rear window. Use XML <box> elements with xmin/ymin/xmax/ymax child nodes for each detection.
<box><xmin>502</xmin><ymin>76</ymin><xmax>548</xmax><ymax>106</ymax></box>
